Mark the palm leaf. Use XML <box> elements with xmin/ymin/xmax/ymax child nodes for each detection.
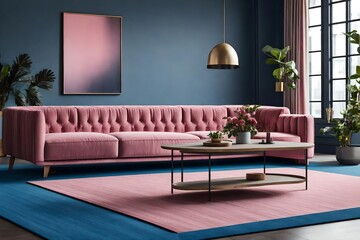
<box><xmin>14</xmin><ymin>90</ymin><xmax>26</xmax><ymax>106</ymax></box>
<box><xmin>0</xmin><ymin>53</ymin><xmax>54</xmax><ymax>109</ymax></box>
<box><xmin>9</xmin><ymin>54</ymin><xmax>32</xmax><ymax>84</ymax></box>
<box><xmin>1</xmin><ymin>64</ymin><xmax>10</xmax><ymax>81</ymax></box>
<box><xmin>26</xmin><ymin>85</ymin><xmax>42</xmax><ymax>106</ymax></box>
<box><xmin>0</xmin><ymin>62</ymin><xmax>3</xmax><ymax>76</ymax></box>
<box><xmin>33</xmin><ymin>69</ymin><xmax>55</xmax><ymax>90</ymax></box>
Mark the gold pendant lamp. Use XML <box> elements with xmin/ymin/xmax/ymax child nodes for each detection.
<box><xmin>207</xmin><ymin>0</ymin><xmax>239</xmax><ymax>69</ymax></box>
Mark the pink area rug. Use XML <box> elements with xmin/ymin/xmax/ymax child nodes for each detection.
<box><xmin>29</xmin><ymin>168</ymin><xmax>360</xmax><ymax>233</ymax></box>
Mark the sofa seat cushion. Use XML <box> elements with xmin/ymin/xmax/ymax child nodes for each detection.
<box><xmin>109</xmin><ymin>132</ymin><xmax>200</xmax><ymax>157</ymax></box>
<box><xmin>45</xmin><ymin>132</ymin><xmax>118</xmax><ymax>161</ymax></box>
<box><xmin>252</xmin><ymin>132</ymin><xmax>301</xmax><ymax>142</ymax></box>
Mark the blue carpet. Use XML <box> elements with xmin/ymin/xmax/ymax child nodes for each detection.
<box><xmin>1</xmin><ymin>158</ymin><xmax>360</xmax><ymax>240</ymax></box>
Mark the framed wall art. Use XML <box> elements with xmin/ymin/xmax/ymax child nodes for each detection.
<box><xmin>63</xmin><ymin>12</ymin><xmax>122</xmax><ymax>94</ymax></box>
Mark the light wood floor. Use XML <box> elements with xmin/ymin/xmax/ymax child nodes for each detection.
<box><xmin>1</xmin><ymin>154</ymin><xmax>360</xmax><ymax>240</ymax></box>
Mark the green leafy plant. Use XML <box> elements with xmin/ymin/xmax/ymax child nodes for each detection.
<box><xmin>223</xmin><ymin>105</ymin><xmax>260</xmax><ymax>138</ymax></box>
<box><xmin>0</xmin><ymin>53</ymin><xmax>55</xmax><ymax>110</ymax></box>
<box><xmin>346</xmin><ymin>30</ymin><xmax>360</xmax><ymax>57</ymax></box>
<box><xmin>262</xmin><ymin>45</ymin><xmax>300</xmax><ymax>89</ymax></box>
<box><xmin>208</xmin><ymin>131</ymin><xmax>223</xmax><ymax>139</ymax></box>
<box><xmin>320</xmin><ymin>30</ymin><xmax>360</xmax><ymax>147</ymax></box>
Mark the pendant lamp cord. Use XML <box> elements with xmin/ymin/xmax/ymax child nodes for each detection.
<box><xmin>223</xmin><ymin>0</ymin><xmax>226</xmax><ymax>43</ymax></box>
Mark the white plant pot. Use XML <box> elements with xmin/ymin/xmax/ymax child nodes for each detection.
<box><xmin>236</xmin><ymin>132</ymin><xmax>251</xmax><ymax>144</ymax></box>
<box><xmin>336</xmin><ymin>146</ymin><xmax>360</xmax><ymax>165</ymax></box>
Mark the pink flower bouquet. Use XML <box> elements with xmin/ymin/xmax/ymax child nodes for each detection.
<box><xmin>223</xmin><ymin>105</ymin><xmax>260</xmax><ymax>138</ymax></box>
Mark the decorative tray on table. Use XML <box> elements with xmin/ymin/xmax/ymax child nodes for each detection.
<box><xmin>203</xmin><ymin>140</ymin><xmax>232</xmax><ymax>147</ymax></box>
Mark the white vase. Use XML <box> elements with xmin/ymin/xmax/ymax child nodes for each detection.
<box><xmin>236</xmin><ymin>132</ymin><xmax>251</xmax><ymax>144</ymax></box>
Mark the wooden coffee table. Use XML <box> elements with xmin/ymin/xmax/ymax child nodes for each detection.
<box><xmin>161</xmin><ymin>140</ymin><xmax>314</xmax><ymax>201</ymax></box>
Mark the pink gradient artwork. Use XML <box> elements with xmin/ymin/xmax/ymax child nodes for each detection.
<box><xmin>63</xmin><ymin>13</ymin><xmax>121</xmax><ymax>94</ymax></box>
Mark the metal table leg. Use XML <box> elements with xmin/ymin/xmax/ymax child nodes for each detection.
<box><xmin>181</xmin><ymin>152</ymin><xmax>184</xmax><ymax>182</ymax></box>
<box><xmin>263</xmin><ymin>152</ymin><xmax>266</xmax><ymax>174</ymax></box>
<box><xmin>208</xmin><ymin>153</ymin><xmax>212</xmax><ymax>201</ymax></box>
<box><xmin>171</xmin><ymin>150</ymin><xmax>174</xmax><ymax>194</ymax></box>
<box><xmin>305</xmin><ymin>149</ymin><xmax>308</xmax><ymax>190</ymax></box>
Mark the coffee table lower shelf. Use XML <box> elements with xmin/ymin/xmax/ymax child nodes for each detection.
<box><xmin>172</xmin><ymin>173</ymin><xmax>305</xmax><ymax>191</ymax></box>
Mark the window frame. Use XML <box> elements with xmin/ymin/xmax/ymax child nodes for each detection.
<box><xmin>308</xmin><ymin>3</ymin><xmax>323</xmax><ymax>118</ymax></box>
<box><xmin>308</xmin><ymin>0</ymin><xmax>360</xmax><ymax>120</ymax></box>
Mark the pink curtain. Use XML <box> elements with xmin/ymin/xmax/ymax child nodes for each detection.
<box><xmin>284</xmin><ymin>0</ymin><xmax>308</xmax><ymax>114</ymax></box>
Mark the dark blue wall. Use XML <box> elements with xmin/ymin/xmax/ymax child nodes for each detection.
<box><xmin>0</xmin><ymin>0</ymin><xmax>284</xmax><ymax>107</ymax></box>
<box><xmin>255</xmin><ymin>0</ymin><xmax>284</xmax><ymax>106</ymax></box>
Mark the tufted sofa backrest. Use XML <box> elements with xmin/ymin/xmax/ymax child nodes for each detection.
<box><xmin>8</xmin><ymin>105</ymin><xmax>289</xmax><ymax>134</ymax></box>
<box><xmin>76</xmin><ymin>106</ymin><xmax>184</xmax><ymax>133</ymax></box>
<box><xmin>181</xmin><ymin>106</ymin><xmax>227</xmax><ymax>131</ymax></box>
<box><xmin>42</xmin><ymin>107</ymin><xmax>78</xmax><ymax>133</ymax></box>
<box><xmin>40</xmin><ymin>105</ymin><xmax>229</xmax><ymax>133</ymax></box>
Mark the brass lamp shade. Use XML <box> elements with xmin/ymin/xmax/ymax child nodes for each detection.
<box><xmin>207</xmin><ymin>42</ymin><xmax>239</xmax><ymax>69</ymax></box>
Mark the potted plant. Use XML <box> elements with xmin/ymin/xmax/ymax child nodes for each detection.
<box><xmin>320</xmin><ymin>30</ymin><xmax>360</xmax><ymax>165</ymax></box>
<box><xmin>0</xmin><ymin>53</ymin><xmax>55</xmax><ymax>156</ymax></box>
<box><xmin>0</xmin><ymin>53</ymin><xmax>55</xmax><ymax>110</ymax></box>
<box><xmin>262</xmin><ymin>45</ymin><xmax>300</xmax><ymax>92</ymax></box>
<box><xmin>207</xmin><ymin>131</ymin><xmax>224</xmax><ymax>143</ymax></box>
<box><xmin>223</xmin><ymin>105</ymin><xmax>259</xmax><ymax>144</ymax></box>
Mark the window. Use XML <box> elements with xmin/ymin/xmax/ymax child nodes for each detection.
<box><xmin>308</xmin><ymin>0</ymin><xmax>360</xmax><ymax>119</ymax></box>
<box><xmin>308</xmin><ymin>0</ymin><xmax>322</xmax><ymax>118</ymax></box>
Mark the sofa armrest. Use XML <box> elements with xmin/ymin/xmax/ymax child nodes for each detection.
<box><xmin>276</xmin><ymin>114</ymin><xmax>314</xmax><ymax>144</ymax></box>
<box><xmin>3</xmin><ymin>108</ymin><xmax>46</xmax><ymax>164</ymax></box>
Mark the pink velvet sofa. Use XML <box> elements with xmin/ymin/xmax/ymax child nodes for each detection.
<box><xmin>2</xmin><ymin>105</ymin><xmax>314</xmax><ymax>177</ymax></box>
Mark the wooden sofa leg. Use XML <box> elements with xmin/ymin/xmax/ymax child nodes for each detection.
<box><xmin>8</xmin><ymin>157</ymin><xmax>15</xmax><ymax>171</ymax></box>
<box><xmin>43</xmin><ymin>166</ymin><xmax>50</xmax><ymax>178</ymax></box>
